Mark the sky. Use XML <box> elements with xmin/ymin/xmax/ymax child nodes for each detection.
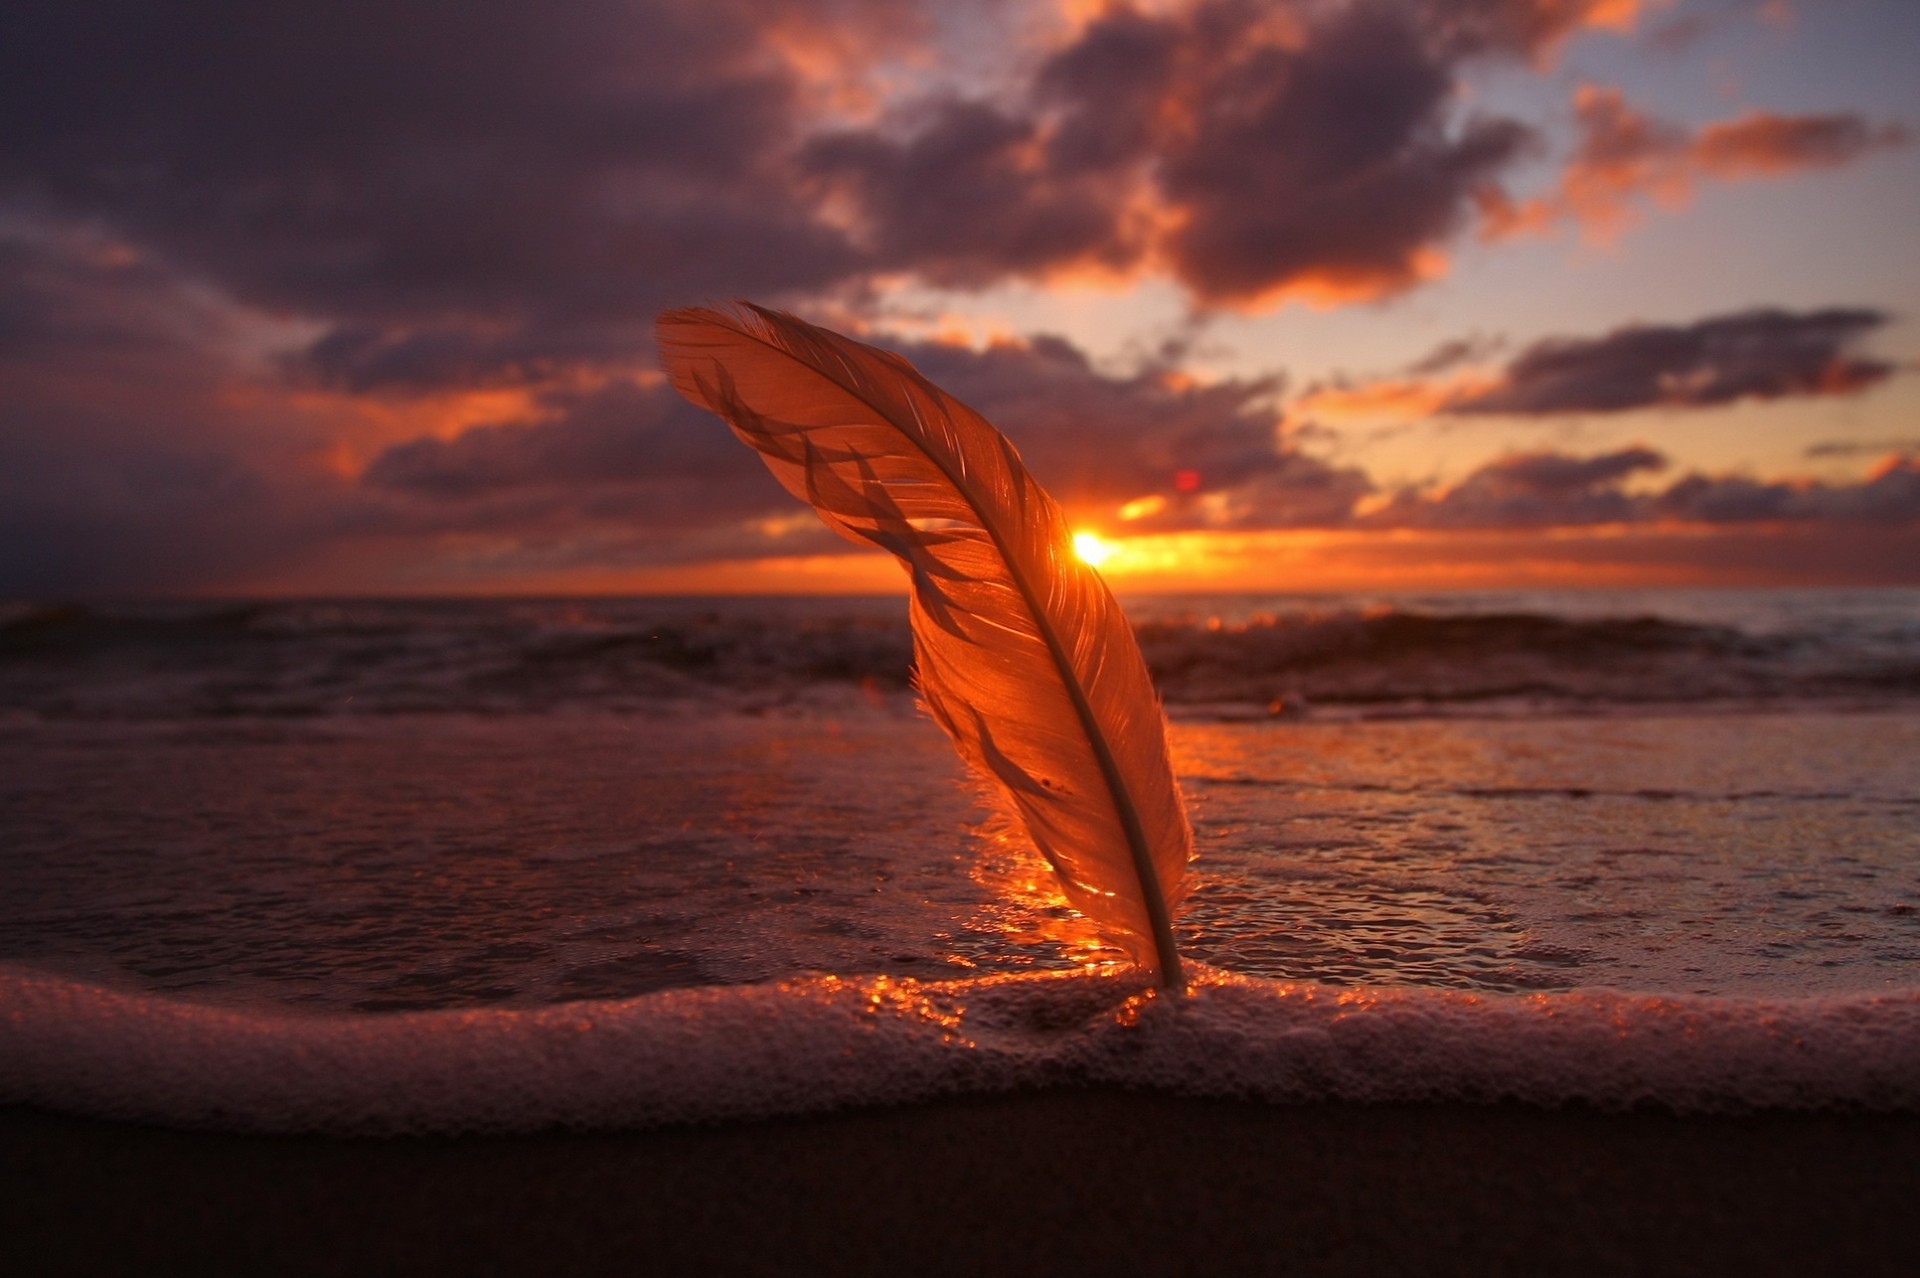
<box><xmin>3</xmin><ymin>0</ymin><xmax>1917</xmax><ymax>597</ymax></box>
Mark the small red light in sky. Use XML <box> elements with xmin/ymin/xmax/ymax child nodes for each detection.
<box><xmin>1174</xmin><ymin>469</ymin><xmax>1202</xmax><ymax>493</ymax></box>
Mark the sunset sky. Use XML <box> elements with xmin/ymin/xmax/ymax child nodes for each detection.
<box><xmin>3</xmin><ymin>0</ymin><xmax>1916</xmax><ymax>596</ymax></box>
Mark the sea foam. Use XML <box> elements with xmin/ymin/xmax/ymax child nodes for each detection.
<box><xmin>4</xmin><ymin>964</ymin><xmax>1917</xmax><ymax>1133</ymax></box>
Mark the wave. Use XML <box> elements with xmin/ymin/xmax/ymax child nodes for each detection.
<box><xmin>4</xmin><ymin>965</ymin><xmax>1917</xmax><ymax>1133</ymax></box>
<box><xmin>1140</xmin><ymin>607</ymin><xmax>1920</xmax><ymax>714</ymax></box>
<box><xmin>5</xmin><ymin>592</ymin><xmax>1919</xmax><ymax>721</ymax></box>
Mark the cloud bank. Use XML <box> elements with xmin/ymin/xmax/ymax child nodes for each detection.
<box><xmin>1</xmin><ymin>0</ymin><xmax>1913</xmax><ymax>592</ymax></box>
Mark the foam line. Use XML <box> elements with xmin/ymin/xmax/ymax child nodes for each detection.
<box><xmin>4</xmin><ymin>966</ymin><xmax>1918</xmax><ymax>1133</ymax></box>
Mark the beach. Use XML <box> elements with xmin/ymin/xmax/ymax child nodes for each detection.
<box><xmin>5</xmin><ymin>592</ymin><xmax>1919</xmax><ymax>1274</ymax></box>
<box><xmin>8</xmin><ymin>1092</ymin><xmax>1920</xmax><ymax>1276</ymax></box>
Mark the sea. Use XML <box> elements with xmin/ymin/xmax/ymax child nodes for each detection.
<box><xmin>3</xmin><ymin>587</ymin><xmax>1919</xmax><ymax>1131</ymax></box>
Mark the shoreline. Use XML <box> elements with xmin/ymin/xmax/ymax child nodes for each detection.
<box><xmin>8</xmin><ymin>1091</ymin><xmax>1919</xmax><ymax>1276</ymax></box>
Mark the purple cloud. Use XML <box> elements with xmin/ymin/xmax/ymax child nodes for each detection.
<box><xmin>1367</xmin><ymin>447</ymin><xmax>1920</xmax><ymax>532</ymax></box>
<box><xmin>1451</xmin><ymin>309</ymin><xmax>1894</xmax><ymax>414</ymax></box>
<box><xmin>814</xmin><ymin>0</ymin><xmax>1563</xmax><ymax>306</ymax></box>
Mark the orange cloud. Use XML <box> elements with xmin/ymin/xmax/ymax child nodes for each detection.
<box><xmin>1294</xmin><ymin>371</ymin><xmax>1499</xmax><ymax>422</ymax></box>
<box><xmin>1501</xmin><ymin>86</ymin><xmax>1909</xmax><ymax>242</ymax></box>
<box><xmin>287</xmin><ymin>386</ymin><xmax>548</xmax><ymax>479</ymax></box>
<box><xmin>1219</xmin><ymin>248</ymin><xmax>1457</xmax><ymax>314</ymax></box>
<box><xmin>1694</xmin><ymin>111</ymin><xmax>1911</xmax><ymax>178</ymax></box>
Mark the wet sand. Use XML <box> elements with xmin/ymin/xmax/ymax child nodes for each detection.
<box><xmin>6</xmin><ymin>1091</ymin><xmax>1918</xmax><ymax>1276</ymax></box>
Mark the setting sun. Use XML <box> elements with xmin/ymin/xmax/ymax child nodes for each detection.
<box><xmin>1072</xmin><ymin>531</ymin><xmax>1117</xmax><ymax>568</ymax></box>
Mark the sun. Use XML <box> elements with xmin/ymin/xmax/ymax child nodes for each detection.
<box><xmin>1072</xmin><ymin>531</ymin><xmax>1117</xmax><ymax>568</ymax></box>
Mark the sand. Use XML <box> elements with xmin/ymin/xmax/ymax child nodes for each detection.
<box><xmin>6</xmin><ymin>1091</ymin><xmax>1918</xmax><ymax>1276</ymax></box>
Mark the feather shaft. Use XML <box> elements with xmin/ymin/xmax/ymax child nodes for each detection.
<box><xmin>658</xmin><ymin>304</ymin><xmax>1191</xmax><ymax>987</ymax></box>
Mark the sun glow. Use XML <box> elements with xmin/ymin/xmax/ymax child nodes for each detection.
<box><xmin>1072</xmin><ymin>531</ymin><xmax>1118</xmax><ymax>567</ymax></box>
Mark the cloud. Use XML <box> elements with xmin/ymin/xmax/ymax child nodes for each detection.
<box><xmin>3</xmin><ymin>0</ymin><xmax>1912</xmax><ymax>596</ymax></box>
<box><xmin>897</xmin><ymin>334</ymin><xmax>1288</xmax><ymax>500</ymax></box>
<box><xmin>293</xmin><ymin>324</ymin><xmax>644</xmax><ymax>395</ymax></box>
<box><xmin>804</xmin><ymin>0</ymin><xmax>1652</xmax><ymax>309</ymax></box>
<box><xmin>1366</xmin><ymin>446</ymin><xmax>1668</xmax><ymax>527</ymax></box>
<box><xmin>361</xmin><ymin>326</ymin><xmax>1344</xmax><ymax>535</ymax></box>
<box><xmin>1151</xmin><ymin>2</ymin><xmax>1535</xmax><ymax>306</ymax></box>
<box><xmin>1657</xmin><ymin>454</ymin><xmax>1920</xmax><ymax>525</ymax></box>
<box><xmin>0</xmin><ymin>232</ymin><xmax>344</xmax><ymax>594</ymax></box>
<box><xmin>1292</xmin><ymin>307</ymin><xmax>1897</xmax><ymax>424</ymax></box>
<box><xmin>1367</xmin><ymin>447</ymin><xmax>1920</xmax><ymax>531</ymax></box>
<box><xmin>6</xmin><ymin>230</ymin><xmax>1914</xmax><ymax>594</ymax></box>
<box><xmin>801</xmin><ymin>99</ymin><xmax>1143</xmax><ymax>288</ymax></box>
<box><xmin>1693</xmin><ymin>111</ymin><xmax>1911</xmax><ymax>177</ymax></box>
<box><xmin>0</xmin><ymin>0</ymin><xmax>1680</xmax><ymax>391</ymax></box>
<box><xmin>1491</xmin><ymin>85</ymin><xmax>1908</xmax><ymax>239</ymax></box>
<box><xmin>1451</xmin><ymin>308</ymin><xmax>1895</xmax><ymax>414</ymax></box>
<box><xmin>363</xmin><ymin>381</ymin><xmax>766</xmax><ymax>503</ymax></box>
<box><xmin>888</xmin><ymin>332</ymin><xmax>1379</xmax><ymax>530</ymax></box>
<box><xmin>0</xmin><ymin>0</ymin><xmax>1580</xmax><ymax>379</ymax></box>
<box><xmin>0</xmin><ymin>0</ymin><xmax>880</xmax><ymax>379</ymax></box>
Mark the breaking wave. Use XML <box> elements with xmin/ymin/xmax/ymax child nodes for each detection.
<box><xmin>4</xmin><ymin>589</ymin><xmax>1917</xmax><ymax>721</ymax></box>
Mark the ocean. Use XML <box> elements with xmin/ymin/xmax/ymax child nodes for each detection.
<box><xmin>3</xmin><ymin>588</ymin><xmax>1919</xmax><ymax>1130</ymax></box>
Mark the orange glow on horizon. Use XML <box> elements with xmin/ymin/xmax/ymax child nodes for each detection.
<box><xmin>225</xmin><ymin>520</ymin><xmax>1920</xmax><ymax>598</ymax></box>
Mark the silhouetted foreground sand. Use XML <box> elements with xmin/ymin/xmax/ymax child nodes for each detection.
<box><xmin>7</xmin><ymin>1091</ymin><xmax>1918</xmax><ymax>1276</ymax></box>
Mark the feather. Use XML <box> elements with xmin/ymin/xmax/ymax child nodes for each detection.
<box><xmin>657</xmin><ymin>303</ymin><xmax>1192</xmax><ymax>988</ymax></box>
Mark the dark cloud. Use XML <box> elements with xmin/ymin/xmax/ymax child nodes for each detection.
<box><xmin>1151</xmin><ymin>2</ymin><xmax>1533</xmax><ymax>305</ymax></box>
<box><xmin>362</xmin><ymin>327</ymin><xmax>1336</xmax><ymax>535</ymax></box>
<box><xmin>0</xmin><ymin>0</ymin><xmax>873</xmax><ymax>369</ymax></box>
<box><xmin>1367</xmin><ymin>446</ymin><xmax>1667</xmax><ymax>528</ymax></box>
<box><xmin>1177</xmin><ymin>453</ymin><xmax>1380</xmax><ymax>531</ymax></box>
<box><xmin>802</xmin><ymin>100</ymin><xmax>1140</xmax><ymax>288</ymax></box>
<box><xmin>804</xmin><ymin>0</ymin><xmax>1617</xmax><ymax>308</ymax></box>
<box><xmin>1367</xmin><ymin>447</ymin><xmax>1920</xmax><ymax>531</ymax></box>
<box><xmin>1657</xmin><ymin>457</ymin><xmax>1920</xmax><ymax>525</ymax></box>
<box><xmin>1479</xmin><ymin>447</ymin><xmax>1667</xmax><ymax>492</ymax></box>
<box><xmin>0</xmin><ymin>233</ymin><xmax>338</xmax><ymax>594</ymax></box>
<box><xmin>898</xmin><ymin>334</ymin><xmax>1291</xmax><ymax>504</ymax></box>
<box><xmin>293</xmin><ymin>323</ymin><xmax>647</xmax><ymax>395</ymax></box>
<box><xmin>1451</xmin><ymin>308</ymin><xmax>1895</xmax><ymax>414</ymax></box>
<box><xmin>1034</xmin><ymin>5</ymin><xmax>1180</xmax><ymax>175</ymax></box>
<box><xmin>885</xmin><ymin>331</ymin><xmax>1378</xmax><ymax>531</ymax></box>
<box><xmin>360</xmin><ymin>379</ymin><xmax>785</xmax><ymax>535</ymax></box>
<box><xmin>0</xmin><ymin>0</ymin><xmax>1683</xmax><ymax>391</ymax></box>
<box><xmin>365</xmin><ymin>384</ymin><xmax>747</xmax><ymax>497</ymax></box>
